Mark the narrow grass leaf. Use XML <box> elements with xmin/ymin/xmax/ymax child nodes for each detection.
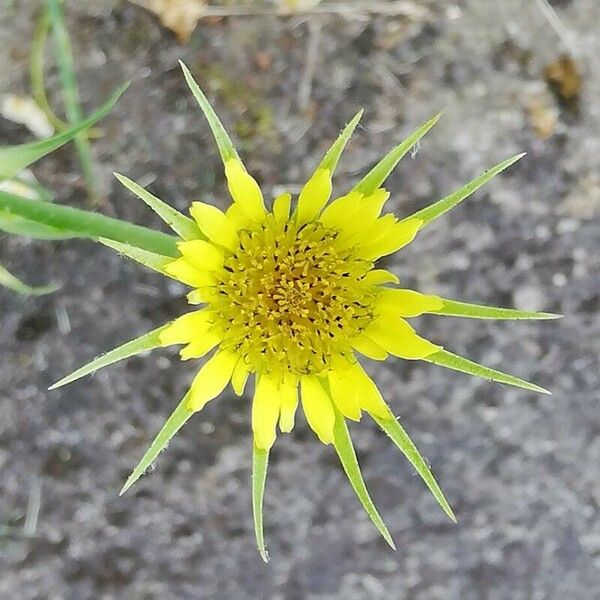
<box><xmin>432</xmin><ymin>298</ymin><xmax>561</xmax><ymax>320</ymax></box>
<box><xmin>373</xmin><ymin>412</ymin><xmax>456</xmax><ymax>523</ymax></box>
<box><xmin>114</xmin><ymin>173</ymin><xmax>201</xmax><ymax>240</ymax></box>
<box><xmin>180</xmin><ymin>60</ymin><xmax>240</xmax><ymax>164</ymax></box>
<box><xmin>47</xmin><ymin>0</ymin><xmax>96</xmax><ymax>194</ymax></box>
<box><xmin>403</xmin><ymin>153</ymin><xmax>526</xmax><ymax>228</ymax></box>
<box><xmin>120</xmin><ymin>393</ymin><xmax>194</xmax><ymax>495</ymax></box>
<box><xmin>333</xmin><ymin>409</ymin><xmax>395</xmax><ymax>549</ymax></box>
<box><xmin>0</xmin><ymin>264</ymin><xmax>59</xmax><ymax>296</ymax></box>
<box><xmin>49</xmin><ymin>325</ymin><xmax>168</xmax><ymax>390</ymax></box>
<box><xmin>0</xmin><ymin>191</ymin><xmax>179</xmax><ymax>257</ymax></box>
<box><xmin>252</xmin><ymin>444</ymin><xmax>270</xmax><ymax>562</ymax></box>
<box><xmin>99</xmin><ymin>238</ymin><xmax>172</xmax><ymax>275</ymax></box>
<box><xmin>352</xmin><ymin>112</ymin><xmax>442</xmax><ymax>197</ymax></box>
<box><xmin>0</xmin><ymin>83</ymin><xmax>128</xmax><ymax>180</ymax></box>
<box><xmin>425</xmin><ymin>349</ymin><xmax>550</xmax><ymax>394</ymax></box>
<box><xmin>318</xmin><ymin>110</ymin><xmax>363</xmax><ymax>174</ymax></box>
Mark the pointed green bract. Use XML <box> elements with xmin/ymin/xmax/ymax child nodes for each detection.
<box><xmin>403</xmin><ymin>153</ymin><xmax>526</xmax><ymax>228</ymax></box>
<box><xmin>114</xmin><ymin>173</ymin><xmax>201</xmax><ymax>241</ymax></box>
<box><xmin>180</xmin><ymin>60</ymin><xmax>240</xmax><ymax>164</ymax></box>
<box><xmin>372</xmin><ymin>412</ymin><xmax>456</xmax><ymax>523</ymax></box>
<box><xmin>317</xmin><ymin>110</ymin><xmax>363</xmax><ymax>174</ymax></box>
<box><xmin>432</xmin><ymin>299</ymin><xmax>561</xmax><ymax>320</ymax></box>
<box><xmin>49</xmin><ymin>325</ymin><xmax>168</xmax><ymax>390</ymax></box>
<box><xmin>99</xmin><ymin>238</ymin><xmax>173</xmax><ymax>274</ymax></box>
<box><xmin>333</xmin><ymin>410</ymin><xmax>395</xmax><ymax>549</ymax></box>
<box><xmin>0</xmin><ymin>264</ymin><xmax>59</xmax><ymax>296</ymax></box>
<box><xmin>425</xmin><ymin>349</ymin><xmax>550</xmax><ymax>394</ymax></box>
<box><xmin>352</xmin><ymin>112</ymin><xmax>442</xmax><ymax>197</ymax></box>
<box><xmin>252</xmin><ymin>444</ymin><xmax>270</xmax><ymax>562</ymax></box>
<box><xmin>120</xmin><ymin>392</ymin><xmax>194</xmax><ymax>495</ymax></box>
<box><xmin>0</xmin><ymin>83</ymin><xmax>128</xmax><ymax>181</ymax></box>
<box><xmin>0</xmin><ymin>191</ymin><xmax>179</xmax><ymax>257</ymax></box>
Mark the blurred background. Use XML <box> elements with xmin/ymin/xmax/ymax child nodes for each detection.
<box><xmin>1</xmin><ymin>1</ymin><xmax>599</xmax><ymax>598</ymax></box>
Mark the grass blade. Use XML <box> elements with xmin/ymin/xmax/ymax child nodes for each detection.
<box><xmin>0</xmin><ymin>190</ymin><xmax>179</xmax><ymax>257</ymax></box>
<box><xmin>372</xmin><ymin>412</ymin><xmax>456</xmax><ymax>523</ymax></box>
<box><xmin>425</xmin><ymin>349</ymin><xmax>550</xmax><ymax>394</ymax></box>
<box><xmin>47</xmin><ymin>0</ymin><xmax>96</xmax><ymax>195</ymax></box>
<box><xmin>114</xmin><ymin>173</ymin><xmax>200</xmax><ymax>240</ymax></box>
<box><xmin>333</xmin><ymin>409</ymin><xmax>395</xmax><ymax>549</ymax></box>
<box><xmin>352</xmin><ymin>112</ymin><xmax>441</xmax><ymax>197</ymax></box>
<box><xmin>252</xmin><ymin>444</ymin><xmax>270</xmax><ymax>562</ymax></box>
<box><xmin>432</xmin><ymin>299</ymin><xmax>561</xmax><ymax>320</ymax></box>
<box><xmin>120</xmin><ymin>392</ymin><xmax>194</xmax><ymax>495</ymax></box>
<box><xmin>180</xmin><ymin>60</ymin><xmax>240</xmax><ymax>164</ymax></box>
<box><xmin>49</xmin><ymin>325</ymin><xmax>168</xmax><ymax>390</ymax></box>
<box><xmin>403</xmin><ymin>153</ymin><xmax>526</xmax><ymax>228</ymax></box>
<box><xmin>0</xmin><ymin>264</ymin><xmax>59</xmax><ymax>296</ymax></box>
<box><xmin>318</xmin><ymin>110</ymin><xmax>363</xmax><ymax>174</ymax></box>
<box><xmin>0</xmin><ymin>83</ymin><xmax>128</xmax><ymax>180</ymax></box>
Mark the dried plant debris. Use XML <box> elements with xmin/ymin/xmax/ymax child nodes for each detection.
<box><xmin>128</xmin><ymin>0</ymin><xmax>207</xmax><ymax>43</ymax></box>
<box><xmin>543</xmin><ymin>54</ymin><xmax>582</xmax><ymax>111</ymax></box>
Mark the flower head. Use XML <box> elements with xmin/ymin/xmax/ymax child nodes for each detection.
<box><xmin>51</xmin><ymin>62</ymin><xmax>559</xmax><ymax>560</ymax></box>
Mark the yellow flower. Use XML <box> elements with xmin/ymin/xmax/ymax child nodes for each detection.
<box><xmin>51</xmin><ymin>62</ymin><xmax>559</xmax><ymax>561</ymax></box>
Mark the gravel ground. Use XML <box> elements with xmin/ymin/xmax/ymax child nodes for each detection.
<box><xmin>1</xmin><ymin>1</ymin><xmax>599</xmax><ymax>599</ymax></box>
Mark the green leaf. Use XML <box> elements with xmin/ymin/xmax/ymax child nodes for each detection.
<box><xmin>99</xmin><ymin>238</ymin><xmax>173</xmax><ymax>274</ymax></box>
<box><xmin>0</xmin><ymin>83</ymin><xmax>128</xmax><ymax>180</ymax></box>
<box><xmin>0</xmin><ymin>190</ymin><xmax>179</xmax><ymax>257</ymax></box>
<box><xmin>120</xmin><ymin>392</ymin><xmax>194</xmax><ymax>495</ymax></box>
<box><xmin>114</xmin><ymin>173</ymin><xmax>200</xmax><ymax>240</ymax></box>
<box><xmin>252</xmin><ymin>444</ymin><xmax>270</xmax><ymax>562</ymax></box>
<box><xmin>49</xmin><ymin>325</ymin><xmax>168</xmax><ymax>390</ymax></box>
<box><xmin>47</xmin><ymin>0</ymin><xmax>96</xmax><ymax>194</ymax></box>
<box><xmin>372</xmin><ymin>412</ymin><xmax>456</xmax><ymax>523</ymax></box>
<box><xmin>0</xmin><ymin>263</ymin><xmax>59</xmax><ymax>296</ymax></box>
<box><xmin>0</xmin><ymin>212</ymin><xmax>76</xmax><ymax>239</ymax></box>
<box><xmin>352</xmin><ymin>112</ymin><xmax>442</xmax><ymax>197</ymax></box>
<box><xmin>425</xmin><ymin>349</ymin><xmax>550</xmax><ymax>394</ymax></box>
<box><xmin>179</xmin><ymin>60</ymin><xmax>240</xmax><ymax>164</ymax></box>
<box><xmin>318</xmin><ymin>110</ymin><xmax>363</xmax><ymax>175</ymax></box>
<box><xmin>403</xmin><ymin>153</ymin><xmax>526</xmax><ymax>228</ymax></box>
<box><xmin>432</xmin><ymin>298</ymin><xmax>561</xmax><ymax>320</ymax></box>
<box><xmin>333</xmin><ymin>409</ymin><xmax>395</xmax><ymax>549</ymax></box>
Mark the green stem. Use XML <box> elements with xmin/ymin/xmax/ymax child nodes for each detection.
<box><xmin>0</xmin><ymin>191</ymin><xmax>179</xmax><ymax>257</ymax></box>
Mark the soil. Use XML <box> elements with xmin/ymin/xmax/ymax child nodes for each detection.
<box><xmin>1</xmin><ymin>1</ymin><xmax>599</xmax><ymax>599</ymax></box>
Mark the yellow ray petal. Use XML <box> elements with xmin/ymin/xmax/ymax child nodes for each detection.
<box><xmin>272</xmin><ymin>193</ymin><xmax>291</xmax><ymax>222</ymax></box>
<box><xmin>351</xmin><ymin>334</ymin><xmax>388</xmax><ymax>360</ymax></box>
<box><xmin>357</xmin><ymin>217</ymin><xmax>421</xmax><ymax>260</ymax></box>
<box><xmin>232</xmin><ymin>359</ymin><xmax>250</xmax><ymax>395</ymax></box>
<box><xmin>159</xmin><ymin>310</ymin><xmax>215</xmax><ymax>345</ymax></box>
<box><xmin>177</xmin><ymin>240</ymin><xmax>224</xmax><ymax>271</ymax></box>
<box><xmin>226</xmin><ymin>202</ymin><xmax>253</xmax><ymax>231</ymax></box>
<box><xmin>187</xmin><ymin>349</ymin><xmax>237</xmax><ymax>411</ymax></box>
<box><xmin>365</xmin><ymin>317</ymin><xmax>441</xmax><ymax>359</ymax></box>
<box><xmin>179</xmin><ymin>330</ymin><xmax>223</xmax><ymax>360</ymax></box>
<box><xmin>189</xmin><ymin>201</ymin><xmax>238</xmax><ymax>251</ymax></box>
<box><xmin>300</xmin><ymin>376</ymin><xmax>335</xmax><ymax>444</ymax></box>
<box><xmin>279</xmin><ymin>376</ymin><xmax>299</xmax><ymax>433</ymax></box>
<box><xmin>328</xmin><ymin>367</ymin><xmax>362</xmax><ymax>421</ymax></box>
<box><xmin>362</xmin><ymin>269</ymin><xmax>399</xmax><ymax>286</ymax></box>
<box><xmin>252</xmin><ymin>374</ymin><xmax>281</xmax><ymax>450</ymax></box>
<box><xmin>224</xmin><ymin>159</ymin><xmax>266</xmax><ymax>222</ymax></box>
<box><xmin>163</xmin><ymin>257</ymin><xmax>218</xmax><ymax>288</ymax></box>
<box><xmin>377</xmin><ymin>289</ymin><xmax>444</xmax><ymax>318</ymax></box>
<box><xmin>319</xmin><ymin>190</ymin><xmax>362</xmax><ymax>230</ymax></box>
<box><xmin>350</xmin><ymin>364</ymin><xmax>389</xmax><ymax>419</ymax></box>
<box><xmin>296</xmin><ymin>168</ymin><xmax>332</xmax><ymax>225</ymax></box>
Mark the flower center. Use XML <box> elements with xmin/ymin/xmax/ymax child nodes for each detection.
<box><xmin>213</xmin><ymin>216</ymin><xmax>376</xmax><ymax>377</ymax></box>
